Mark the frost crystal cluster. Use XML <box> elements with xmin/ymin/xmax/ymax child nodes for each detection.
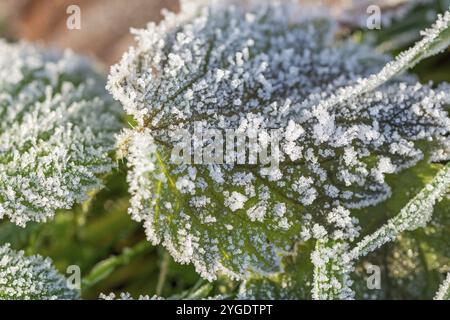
<box><xmin>0</xmin><ymin>41</ymin><xmax>122</xmax><ymax>226</ymax></box>
<box><xmin>99</xmin><ymin>292</ymin><xmax>158</xmax><ymax>300</ymax></box>
<box><xmin>107</xmin><ymin>0</ymin><xmax>450</xmax><ymax>282</ymax></box>
<box><xmin>0</xmin><ymin>244</ymin><xmax>78</xmax><ymax>299</ymax></box>
<box><xmin>435</xmin><ymin>272</ymin><xmax>450</xmax><ymax>300</ymax></box>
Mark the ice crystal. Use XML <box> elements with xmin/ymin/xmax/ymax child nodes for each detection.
<box><xmin>0</xmin><ymin>244</ymin><xmax>79</xmax><ymax>300</ymax></box>
<box><xmin>0</xmin><ymin>41</ymin><xmax>122</xmax><ymax>226</ymax></box>
<box><xmin>99</xmin><ymin>292</ymin><xmax>159</xmax><ymax>300</ymax></box>
<box><xmin>108</xmin><ymin>1</ymin><xmax>450</xmax><ymax>281</ymax></box>
<box><xmin>434</xmin><ymin>272</ymin><xmax>450</xmax><ymax>300</ymax></box>
<box><xmin>311</xmin><ymin>241</ymin><xmax>355</xmax><ymax>300</ymax></box>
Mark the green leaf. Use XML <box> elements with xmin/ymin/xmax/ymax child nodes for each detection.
<box><xmin>108</xmin><ymin>3</ymin><xmax>450</xmax><ymax>282</ymax></box>
<box><xmin>0</xmin><ymin>41</ymin><xmax>122</xmax><ymax>227</ymax></box>
<box><xmin>350</xmin><ymin>162</ymin><xmax>450</xmax><ymax>260</ymax></box>
<box><xmin>183</xmin><ymin>281</ymin><xmax>214</xmax><ymax>300</ymax></box>
<box><xmin>435</xmin><ymin>272</ymin><xmax>450</xmax><ymax>300</ymax></box>
<box><xmin>306</xmin><ymin>7</ymin><xmax>450</xmax><ymax>113</ymax></box>
<box><xmin>311</xmin><ymin>240</ymin><xmax>354</xmax><ymax>300</ymax></box>
<box><xmin>0</xmin><ymin>244</ymin><xmax>79</xmax><ymax>300</ymax></box>
<box><xmin>368</xmin><ymin>0</ymin><xmax>450</xmax><ymax>53</ymax></box>
<box><xmin>351</xmin><ymin>162</ymin><xmax>450</xmax><ymax>299</ymax></box>
<box><xmin>82</xmin><ymin>241</ymin><xmax>151</xmax><ymax>289</ymax></box>
<box><xmin>242</xmin><ymin>162</ymin><xmax>450</xmax><ymax>300</ymax></box>
<box><xmin>238</xmin><ymin>242</ymin><xmax>314</xmax><ymax>299</ymax></box>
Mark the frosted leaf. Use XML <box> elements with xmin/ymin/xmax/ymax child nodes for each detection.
<box><xmin>99</xmin><ymin>291</ymin><xmax>224</xmax><ymax>300</ymax></box>
<box><xmin>99</xmin><ymin>292</ymin><xmax>159</xmax><ymax>300</ymax></box>
<box><xmin>296</xmin><ymin>8</ymin><xmax>450</xmax><ymax>114</ymax></box>
<box><xmin>350</xmin><ymin>162</ymin><xmax>450</xmax><ymax>261</ymax></box>
<box><xmin>99</xmin><ymin>279</ymin><xmax>216</xmax><ymax>300</ymax></box>
<box><xmin>290</xmin><ymin>161</ymin><xmax>448</xmax><ymax>300</ymax></box>
<box><xmin>311</xmin><ymin>240</ymin><xmax>355</xmax><ymax>300</ymax></box>
<box><xmin>108</xmin><ymin>1</ymin><xmax>450</xmax><ymax>280</ymax></box>
<box><xmin>241</xmin><ymin>163</ymin><xmax>450</xmax><ymax>300</ymax></box>
<box><xmin>238</xmin><ymin>240</ymin><xmax>315</xmax><ymax>299</ymax></box>
<box><xmin>0</xmin><ymin>41</ymin><xmax>122</xmax><ymax>227</ymax></box>
<box><xmin>434</xmin><ymin>273</ymin><xmax>450</xmax><ymax>300</ymax></box>
<box><xmin>0</xmin><ymin>244</ymin><xmax>79</xmax><ymax>300</ymax></box>
<box><xmin>431</xmin><ymin>134</ymin><xmax>450</xmax><ymax>162</ymax></box>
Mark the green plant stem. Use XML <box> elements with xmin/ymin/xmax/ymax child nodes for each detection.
<box><xmin>156</xmin><ymin>251</ymin><xmax>171</xmax><ymax>295</ymax></box>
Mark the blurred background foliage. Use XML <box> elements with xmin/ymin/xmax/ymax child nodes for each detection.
<box><xmin>0</xmin><ymin>0</ymin><xmax>448</xmax><ymax>299</ymax></box>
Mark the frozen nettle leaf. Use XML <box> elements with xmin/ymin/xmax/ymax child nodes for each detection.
<box><xmin>349</xmin><ymin>162</ymin><xmax>450</xmax><ymax>261</ymax></box>
<box><xmin>0</xmin><ymin>40</ymin><xmax>122</xmax><ymax>227</ymax></box>
<box><xmin>99</xmin><ymin>292</ymin><xmax>161</xmax><ymax>300</ymax></box>
<box><xmin>435</xmin><ymin>272</ymin><xmax>450</xmax><ymax>300</ymax></box>
<box><xmin>0</xmin><ymin>244</ymin><xmax>79</xmax><ymax>299</ymax></box>
<box><xmin>108</xmin><ymin>0</ymin><xmax>450</xmax><ymax>280</ymax></box>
